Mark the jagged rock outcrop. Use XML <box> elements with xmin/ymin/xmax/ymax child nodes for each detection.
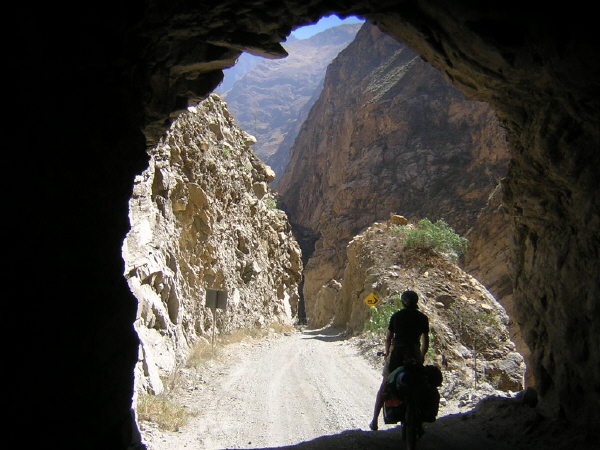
<box><xmin>220</xmin><ymin>24</ymin><xmax>361</xmax><ymax>180</ymax></box>
<box><xmin>122</xmin><ymin>94</ymin><xmax>302</xmax><ymax>396</ymax></box>
<box><xmin>277</xmin><ymin>23</ymin><xmax>511</xmax><ymax>317</ymax></box>
<box><xmin>314</xmin><ymin>220</ymin><xmax>525</xmax><ymax>394</ymax></box>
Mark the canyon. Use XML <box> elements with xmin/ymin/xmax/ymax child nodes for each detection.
<box><xmin>15</xmin><ymin>1</ymin><xmax>599</xmax><ymax>448</ymax></box>
<box><xmin>277</xmin><ymin>23</ymin><xmax>511</xmax><ymax>323</ymax></box>
<box><xmin>127</xmin><ymin>87</ymin><xmax>525</xmax><ymax>448</ymax></box>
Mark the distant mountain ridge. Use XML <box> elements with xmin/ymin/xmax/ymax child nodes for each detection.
<box><xmin>218</xmin><ymin>23</ymin><xmax>361</xmax><ymax>181</ymax></box>
<box><xmin>214</xmin><ymin>53</ymin><xmax>263</xmax><ymax>96</ymax></box>
<box><xmin>215</xmin><ymin>36</ymin><xmax>300</xmax><ymax>96</ymax></box>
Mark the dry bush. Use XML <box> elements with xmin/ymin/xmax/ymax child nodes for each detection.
<box><xmin>137</xmin><ymin>394</ymin><xmax>196</xmax><ymax>431</ymax></box>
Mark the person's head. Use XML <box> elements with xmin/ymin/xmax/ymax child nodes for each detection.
<box><xmin>401</xmin><ymin>290</ymin><xmax>419</xmax><ymax>309</ymax></box>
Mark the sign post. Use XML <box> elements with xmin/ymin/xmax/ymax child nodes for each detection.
<box><xmin>363</xmin><ymin>292</ymin><xmax>381</xmax><ymax>307</ymax></box>
<box><xmin>205</xmin><ymin>289</ymin><xmax>228</xmax><ymax>355</ymax></box>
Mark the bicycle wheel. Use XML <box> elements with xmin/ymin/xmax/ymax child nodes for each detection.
<box><xmin>404</xmin><ymin>401</ymin><xmax>417</xmax><ymax>450</ymax></box>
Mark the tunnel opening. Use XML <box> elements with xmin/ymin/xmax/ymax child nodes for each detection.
<box><xmin>126</xmin><ymin>11</ymin><xmax>537</xmax><ymax>448</ymax></box>
<box><xmin>210</xmin><ymin>14</ymin><xmax>517</xmax><ymax>339</ymax></box>
<box><xmin>124</xmin><ymin>4</ymin><xmax>596</xmax><ymax>450</ymax></box>
<box><xmin>19</xmin><ymin>1</ymin><xmax>599</xmax><ymax>448</ymax></box>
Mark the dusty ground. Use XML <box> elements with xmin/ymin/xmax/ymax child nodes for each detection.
<box><xmin>139</xmin><ymin>327</ymin><xmax>597</xmax><ymax>450</ymax></box>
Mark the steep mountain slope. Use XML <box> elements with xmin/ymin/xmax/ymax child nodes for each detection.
<box><xmin>122</xmin><ymin>95</ymin><xmax>302</xmax><ymax>396</ymax></box>
<box><xmin>276</xmin><ymin>23</ymin><xmax>511</xmax><ymax>317</ymax></box>
<box><xmin>220</xmin><ymin>24</ymin><xmax>361</xmax><ymax>179</ymax></box>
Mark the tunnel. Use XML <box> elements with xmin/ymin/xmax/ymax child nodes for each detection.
<box><xmin>14</xmin><ymin>1</ymin><xmax>599</xmax><ymax>448</ymax></box>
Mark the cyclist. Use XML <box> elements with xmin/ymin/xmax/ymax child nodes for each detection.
<box><xmin>369</xmin><ymin>290</ymin><xmax>429</xmax><ymax>431</ymax></box>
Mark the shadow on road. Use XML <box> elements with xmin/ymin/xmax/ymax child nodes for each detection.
<box><xmin>225</xmin><ymin>395</ymin><xmax>599</xmax><ymax>450</ymax></box>
<box><xmin>299</xmin><ymin>326</ymin><xmax>348</xmax><ymax>343</ymax></box>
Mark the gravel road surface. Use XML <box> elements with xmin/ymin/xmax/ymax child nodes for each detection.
<box><xmin>139</xmin><ymin>327</ymin><xmax>596</xmax><ymax>450</ymax></box>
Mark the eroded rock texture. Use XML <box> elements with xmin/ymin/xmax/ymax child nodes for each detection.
<box><xmin>18</xmin><ymin>0</ymin><xmax>599</xmax><ymax>446</ymax></box>
<box><xmin>277</xmin><ymin>23</ymin><xmax>510</xmax><ymax>318</ymax></box>
<box><xmin>122</xmin><ymin>95</ymin><xmax>302</xmax><ymax>396</ymax></box>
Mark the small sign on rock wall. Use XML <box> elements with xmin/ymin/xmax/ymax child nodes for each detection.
<box><xmin>363</xmin><ymin>292</ymin><xmax>381</xmax><ymax>307</ymax></box>
<box><xmin>206</xmin><ymin>289</ymin><xmax>228</xmax><ymax>354</ymax></box>
<box><xmin>205</xmin><ymin>289</ymin><xmax>228</xmax><ymax>310</ymax></box>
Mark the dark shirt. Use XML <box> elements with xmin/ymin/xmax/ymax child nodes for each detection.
<box><xmin>388</xmin><ymin>308</ymin><xmax>429</xmax><ymax>346</ymax></box>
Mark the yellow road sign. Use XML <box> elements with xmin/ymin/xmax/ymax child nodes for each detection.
<box><xmin>363</xmin><ymin>292</ymin><xmax>381</xmax><ymax>307</ymax></box>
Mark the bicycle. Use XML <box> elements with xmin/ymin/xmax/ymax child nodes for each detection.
<box><xmin>379</xmin><ymin>352</ymin><xmax>440</xmax><ymax>450</ymax></box>
<box><xmin>399</xmin><ymin>382</ymin><xmax>423</xmax><ymax>450</ymax></box>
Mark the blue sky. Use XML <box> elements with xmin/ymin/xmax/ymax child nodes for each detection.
<box><xmin>291</xmin><ymin>15</ymin><xmax>364</xmax><ymax>40</ymax></box>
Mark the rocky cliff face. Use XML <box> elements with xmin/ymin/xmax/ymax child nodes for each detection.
<box><xmin>122</xmin><ymin>95</ymin><xmax>302</xmax><ymax>395</ymax></box>
<box><xmin>461</xmin><ymin>184</ymin><xmax>534</xmax><ymax>386</ymax></box>
<box><xmin>277</xmin><ymin>23</ymin><xmax>511</xmax><ymax>317</ymax></box>
<box><xmin>220</xmin><ymin>24</ymin><xmax>361</xmax><ymax>180</ymax></box>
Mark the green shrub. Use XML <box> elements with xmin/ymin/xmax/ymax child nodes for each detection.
<box><xmin>389</xmin><ymin>225</ymin><xmax>407</xmax><ymax>238</ymax></box>
<box><xmin>264</xmin><ymin>197</ymin><xmax>277</xmax><ymax>209</ymax></box>
<box><xmin>365</xmin><ymin>295</ymin><xmax>402</xmax><ymax>334</ymax></box>
<box><xmin>402</xmin><ymin>218</ymin><xmax>468</xmax><ymax>260</ymax></box>
<box><xmin>425</xmin><ymin>331</ymin><xmax>436</xmax><ymax>363</ymax></box>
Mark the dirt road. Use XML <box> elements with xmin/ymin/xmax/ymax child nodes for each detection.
<box><xmin>142</xmin><ymin>327</ymin><xmax>380</xmax><ymax>449</ymax></box>
<box><xmin>139</xmin><ymin>327</ymin><xmax>595</xmax><ymax>450</ymax></box>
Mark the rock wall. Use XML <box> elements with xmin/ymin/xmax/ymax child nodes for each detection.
<box><xmin>18</xmin><ymin>1</ymin><xmax>600</xmax><ymax>445</ymax></box>
<box><xmin>122</xmin><ymin>95</ymin><xmax>302</xmax><ymax>395</ymax></box>
<box><xmin>371</xmin><ymin>5</ymin><xmax>600</xmax><ymax>424</ymax></box>
<box><xmin>462</xmin><ymin>183</ymin><xmax>535</xmax><ymax>387</ymax></box>
<box><xmin>277</xmin><ymin>23</ymin><xmax>511</xmax><ymax>317</ymax></box>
